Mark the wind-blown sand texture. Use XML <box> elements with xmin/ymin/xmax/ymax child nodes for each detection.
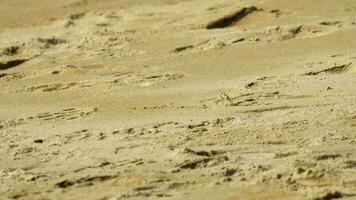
<box><xmin>1</xmin><ymin>0</ymin><xmax>356</xmax><ymax>199</ymax></box>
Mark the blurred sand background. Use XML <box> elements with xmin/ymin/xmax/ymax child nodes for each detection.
<box><xmin>1</xmin><ymin>0</ymin><xmax>356</xmax><ymax>199</ymax></box>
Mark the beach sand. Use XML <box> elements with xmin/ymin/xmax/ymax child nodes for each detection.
<box><xmin>1</xmin><ymin>0</ymin><xmax>356</xmax><ymax>199</ymax></box>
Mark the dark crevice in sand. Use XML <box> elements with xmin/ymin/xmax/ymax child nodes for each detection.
<box><xmin>0</xmin><ymin>59</ymin><xmax>29</xmax><ymax>70</ymax></box>
<box><xmin>313</xmin><ymin>191</ymin><xmax>356</xmax><ymax>200</ymax></box>
<box><xmin>304</xmin><ymin>62</ymin><xmax>352</xmax><ymax>75</ymax></box>
<box><xmin>173</xmin><ymin>45</ymin><xmax>194</xmax><ymax>53</ymax></box>
<box><xmin>55</xmin><ymin>175</ymin><xmax>118</xmax><ymax>189</ymax></box>
<box><xmin>319</xmin><ymin>21</ymin><xmax>341</xmax><ymax>26</ymax></box>
<box><xmin>206</xmin><ymin>6</ymin><xmax>259</xmax><ymax>29</ymax></box>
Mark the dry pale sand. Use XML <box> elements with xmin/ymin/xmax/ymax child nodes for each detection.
<box><xmin>1</xmin><ymin>0</ymin><xmax>356</xmax><ymax>199</ymax></box>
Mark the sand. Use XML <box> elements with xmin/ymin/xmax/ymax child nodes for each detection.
<box><xmin>0</xmin><ymin>0</ymin><xmax>356</xmax><ymax>199</ymax></box>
